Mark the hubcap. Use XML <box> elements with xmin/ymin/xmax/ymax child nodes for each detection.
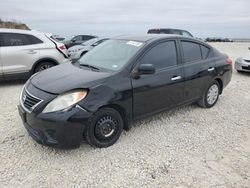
<box><xmin>95</xmin><ymin>116</ymin><xmax>117</xmax><ymax>141</ymax></box>
<box><xmin>207</xmin><ymin>84</ymin><xmax>219</xmax><ymax>105</ymax></box>
<box><xmin>39</xmin><ymin>64</ymin><xmax>52</xmax><ymax>71</ymax></box>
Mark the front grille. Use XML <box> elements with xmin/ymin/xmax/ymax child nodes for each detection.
<box><xmin>244</xmin><ymin>59</ymin><xmax>250</xmax><ymax>63</ymax></box>
<box><xmin>21</xmin><ymin>88</ymin><xmax>42</xmax><ymax>112</ymax></box>
<box><xmin>242</xmin><ymin>66</ymin><xmax>250</xmax><ymax>70</ymax></box>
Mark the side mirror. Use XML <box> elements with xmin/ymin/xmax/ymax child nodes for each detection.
<box><xmin>137</xmin><ymin>64</ymin><xmax>155</xmax><ymax>75</ymax></box>
<box><xmin>71</xmin><ymin>39</ymin><xmax>76</xmax><ymax>42</ymax></box>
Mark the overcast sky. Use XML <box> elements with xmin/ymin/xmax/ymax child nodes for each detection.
<box><xmin>1</xmin><ymin>0</ymin><xmax>250</xmax><ymax>38</ymax></box>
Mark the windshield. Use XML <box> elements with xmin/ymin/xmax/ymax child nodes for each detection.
<box><xmin>78</xmin><ymin>39</ymin><xmax>144</xmax><ymax>71</ymax></box>
<box><xmin>81</xmin><ymin>38</ymin><xmax>98</xmax><ymax>46</ymax></box>
<box><xmin>64</xmin><ymin>35</ymin><xmax>75</xmax><ymax>41</ymax></box>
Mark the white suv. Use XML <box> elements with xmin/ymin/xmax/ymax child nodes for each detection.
<box><xmin>0</xmin><ymin>29</ymin><xmax>70</xmax><ymax>80</ymax></box>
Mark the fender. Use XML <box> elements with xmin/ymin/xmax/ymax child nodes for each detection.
<box><xmin>79</xmin><ymin>84</ymin><xmax>133</xmax><ymax>130</ymax></box>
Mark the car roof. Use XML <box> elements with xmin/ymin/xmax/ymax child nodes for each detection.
<box><xmin>0</xmin><ymin>28</ymin><xmax>46</xmax><ymax>35</ymax></box>
<box><xmin>149</xmin><ymin>28</ymin><xmax>188</xmax><ymax>31</ymax></box>
<box><xmin>113</xmin><ymin>34</ymin><xmax>188</xmax><ymax>42</ymax></box>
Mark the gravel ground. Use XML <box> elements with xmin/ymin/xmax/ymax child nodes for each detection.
<box><xmin>0</xmin><ymin>42</ymin><xmax>250</xmax><ymax>188</ymax></box>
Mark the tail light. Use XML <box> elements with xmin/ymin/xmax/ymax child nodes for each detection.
<box><xmin>46</xmin><ymin>34</ymin><xmax>68</xmax><ymax>58</ymax></box>
<box><xmin>59</xmin><ymin>45</ymin><xmax>66</xmax><ymax>50</ymax></box>
<box><xmin>57</xmin><ymin>44</ymin><xmax>68</xmax><ymax>58</ymax></box>
<box><xmin>226</xmin><ymin>58</ymin><xmax>233</xmax><ymax>65</ymax></box>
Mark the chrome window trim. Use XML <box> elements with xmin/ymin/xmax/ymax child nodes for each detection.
<box><xmin>76</xmin><ymin>104</ymin><xmax>87</xmax><ymax>112</ymax></box>
<box><xmin>20</xmin><ymin>86</ymin><xmax>43</xmax><ymax>113</ymax></box>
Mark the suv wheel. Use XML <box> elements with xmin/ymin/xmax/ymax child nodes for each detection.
<box><xmin>85</xmin><ymin>108</ymin><xmax>123</xmax><ymax>148</ymax></box>
<box><xmin>34</xmin><ymin>62</ymin><xmax>55</xmax><ymax>73</ymax></box>
<box><xmin>198</xmin><ymin>80</ymin><xmax>220</xmax><ymax>108</ymax></box>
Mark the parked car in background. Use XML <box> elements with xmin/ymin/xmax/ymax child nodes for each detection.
<box><xmin>52</xmin><ymin>35</ymin><xmax>65</xmax><ymax>42</ymax></box>
<box><xmin>206</xmin><ymin>37</ymin><xmax>233</xmax><ymax>42</ymax></box>
<box><xmin>63</xmin><ymin>35</ymin><xmax>97</xmax><ymax>48</ymax></box>
<box><xmin>18</xmin><ymin>35</ymin><xmax>232</xmax><ymax>148</ymax></box>
<box><xmin>148</xmin><ymin>28</ymin><xmax>193</xmax><ymax>37</ymax></box>
<box><xmin>235</xmin><ymin>49</ymin><xmax>250</xmax><ymax>73</ymax></box>
<box><xmin>0</xmin><ymin>29</ymin><xmax>69</xmax><ymax>81</ymax></box>
<box><xmin>68</xmin><ymin>37</ymin><xmax>109</xmax><ymax>60</ymax></box>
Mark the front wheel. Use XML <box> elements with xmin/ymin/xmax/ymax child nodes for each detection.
<box><xmin>84</xmin><ymin>108</ymin><xmax>123</xmax><ymax>148</ymax></box>
<box><xmin>198</xmin><ymin>80</ymin><xmax>220</xmax><ymax>108</ymax></box>
<box><xmin>34</xmin><ymin>62</ymin><xmax>55</xmax><ymax>73</ymax></box>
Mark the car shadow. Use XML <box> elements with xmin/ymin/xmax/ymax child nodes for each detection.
<box><xmin>237</xmin><ymin>72</ymin><xmax>250</xmax><ymax>77</ymax></box>
<box><xmin>0</xmin><ymin>79</ymin><xmax>26</xmax><ymax>87</ymax></box>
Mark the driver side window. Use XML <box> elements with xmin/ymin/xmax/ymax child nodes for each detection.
<box><xmin>140</xmin><ymin>41</ymin><xmax>178</xmax><ymax>70</ymax></box>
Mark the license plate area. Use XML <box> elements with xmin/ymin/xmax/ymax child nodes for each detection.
<box><xmin>242</xmin><ymin>65</ymin><xmax>250</xmax><ymax>70</ymax></box>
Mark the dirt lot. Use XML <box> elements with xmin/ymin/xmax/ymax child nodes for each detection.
<box><xmin>0</xmin><ymin>43</ymin><xmax>250</xmax><ymax>188</ymax></box>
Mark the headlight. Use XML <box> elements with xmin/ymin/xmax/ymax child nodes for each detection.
<box><xmin>42</xmin><ymin>90</ymin><xmax>87</xmax><ymax>113</ymax></box>
<box><xmin>235</xmin><ymin>57</ymin><xmax>242</xmax><ymax>63</ymax></box>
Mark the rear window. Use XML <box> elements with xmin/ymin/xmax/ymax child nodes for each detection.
<box><xmin>170</xmin><ymin>30</ymin><xmax>182</xmax><ymax>35</ymax></box>
<box><xmin>1</xmin><ymin>33</ymin><xmax>43</xmax><ymax>46</ymax></box>
<box><xmin>148</xmin><ymin>29</ymin><xmax>170</xmax><ymax>34</ymax></box>
<box><xmin>181</xmin><ymin>41</ymin><xmax>202</xmax><ymax>62</ymax></box>
<box><xmin>181</xmin><ymin>31</ymin><xmax>193</xmax><ymax>37</ymax></box>
<box><xmin>148</xmin><ymin>29</ymin><xmax>160</xmax><ymax>34</ymax></box>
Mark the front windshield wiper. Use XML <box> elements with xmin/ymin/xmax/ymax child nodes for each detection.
<box><xmin>79</xmin><ymin>64</ymin><xmax>100</xmax><ymax>71</ymax></box>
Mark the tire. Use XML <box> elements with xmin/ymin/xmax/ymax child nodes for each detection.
<box><xmin>84</xmin><ymin>108</ymin><xmax>123</xmax><ymax>148</ymax></box>
<box><xmin>34</xmin><ymin>61</ymin><xmax>55</xmax><ymax>73</ymax></box>
<box><xmin>237</xmin><ymin>70</ymin><xmax>243</xmax><ymax>73</ymax></box>
<box><xmin>198</xmin><ymin>80</ymin><xmax>220</xmax><ymax>108</ymax></box>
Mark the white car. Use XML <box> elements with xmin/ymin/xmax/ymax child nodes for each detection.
<box><xmin>0</xmin><ymin>29</ymin><xmax>70</xmax><ymax>81</ymax></box>
<box><xmin>235</xmin><ymin>49</ymin><xmax>250</xmax><ymax>73</ymax></box>
<box><xmin>68</xmin><ymin>37</ymin><xmax>108</xmax><ymax>60</ymax></box>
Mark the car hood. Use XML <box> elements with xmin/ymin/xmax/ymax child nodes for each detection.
<box><xmin>30</xmin><ymin>63</ymin><xmax>112</xmax><ymax>94</ymax></box>
<box><xmin>242</xmin><ymin>51</ymin><xmax>250</xmax><ymax>60</ymax></box>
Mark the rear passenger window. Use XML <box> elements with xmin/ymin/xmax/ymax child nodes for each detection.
<box><xmin>2</xmin><ymin>33</ymin><xmax>43</xmax><ymax>46</ymax></box>
<box><xmin>200</xmin><ymin>45</ymin><xmax>210</xmax><ymax>59</ymax></box>
<box><xmin>181</xmin><ymin>41</ymin><xmax>202</xmax><ymax>62</ymax></box>
<box><xmin>27</xmin><ymin>35</ymin><xmax>43</xmax><ymax>45</ymax></box>
<box><xmin>141</xmin><ymin>41</ymin><xmax>177</xmax><ymax>69</ymax></box>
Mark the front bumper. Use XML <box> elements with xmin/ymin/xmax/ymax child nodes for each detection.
<box><xmin>235</xmin><ymin>59</ymin><xmax>250</xmax><ymax>72</ymax></box>
<box><xmin>18</xmin><ymin>83</ymin><xmax>93</xmax><ymax>148</ymax></box>
<box><xmin>18</xmin><ymin>104</ymin><xmax>92</xmax><ymax>148</ymax></box>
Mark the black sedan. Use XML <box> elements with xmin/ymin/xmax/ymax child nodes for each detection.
<box><xmin>18</xmin><ymin>35</ymin><xmax>232</xmax><ymax>148</ymax></box>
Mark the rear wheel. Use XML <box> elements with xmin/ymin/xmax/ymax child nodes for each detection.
<box><xmin>34</xmin><ymin>61</ymin><xmax>55</xmax><ymax>73</ymax></box>
<box><xmin>84</xmin><ymin>108</ymin><xmax>123</xmax><ymax>148</ymax></box>
<box><xmin>198</xmin><ymin>80</ymin><xmax>220</xmax><ymax>108</ymax></box>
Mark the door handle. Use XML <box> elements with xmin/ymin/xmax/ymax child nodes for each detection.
<box><xmin>171</xmin><ymin>76</ymin><xmax>182</xmax><ymax>81</ymax></box>
<box><xmin>208</xmin><ymin>67</ymin><xmax>215</xmax><ymax>72</ymax></box>
<box><xmin>27</xmin><ymin>50</ymin><xmax>37</xmax><ymax>54</ymax></box>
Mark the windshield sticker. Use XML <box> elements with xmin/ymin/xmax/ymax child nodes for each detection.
<box><xmin>126</xmin><ymin>41</ymin><xmax>143</xmax><ymax>47</ymax></box>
